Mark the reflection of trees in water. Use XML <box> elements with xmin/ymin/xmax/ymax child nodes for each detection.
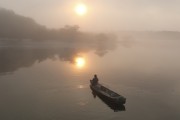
<box><xmin>0</xmin><ymin>8</ymin><xmax>128</xmax><ymax>75</ymax></box>
<box><xmin>0</xmin><ymin>48</ymin><xmax>54</xmax><ymax>74</ymax></box>
<box><xmin>0</xmin><ymin>47</ymin><xmax>79</xmax><ymax>74</ymax></box>
<box><xmin>0</xmin><ymin>9</ymin><xmax>119</xmax><ymax>74</ymax></box>
<box><xmin>0</xmin><ymin>43</ymin><xmax>117</xmax><ymax>74</ymax></box>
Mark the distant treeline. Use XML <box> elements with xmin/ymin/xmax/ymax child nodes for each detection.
<box><xmin>0</xmin><ymin>8</ymin><xmax>47</xmax><ymax>40</ymax></box>
<box><xmin>0</xmin><ymin>8</ymin><xmax>116</xmax><ymax>43</ymax></box>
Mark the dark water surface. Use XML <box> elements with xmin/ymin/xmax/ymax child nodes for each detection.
<box><xmin>0</xmin><ymin>39</ymin><xmax>180</xmax><ymax>120</ymax></box>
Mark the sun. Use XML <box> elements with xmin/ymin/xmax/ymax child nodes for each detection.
<box><xmin>75</xmin><ymin>3</ymin><xmax>87</xmax><ymax>16</ymax></box>
<box><xmin>75</xmin><ymin>57</ymin><xmax>86</xmax><ymax>68</ymax></box>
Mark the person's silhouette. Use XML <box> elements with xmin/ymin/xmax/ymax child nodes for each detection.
<box><xmin>92</xmin><ymin>74</ymin><xmax>99</xmax><ymax>85</ymax></box>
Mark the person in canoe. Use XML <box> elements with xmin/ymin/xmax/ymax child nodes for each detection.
<box><xmin>92</xmin><ymin>74</ymin><xmax>99</xmax><ymax>85</ymax></box>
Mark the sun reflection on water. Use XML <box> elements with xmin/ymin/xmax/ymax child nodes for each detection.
<box><xmin>74</xmin><ymin>56</ymin><xmax>86</xmax><ymax>69</ymax></box>
<box><xmin>77</xmin><ymin>85</ymin><xmax>84</xmax><ymax>89</ymax></box>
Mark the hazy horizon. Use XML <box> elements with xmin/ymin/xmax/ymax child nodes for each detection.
<box><xmin>0</xmin><ymin>1</ymin><xmax>180</xmax><ymax>120</ymax></box>
<box><xmin>1</xmin><ymin>0</ymin><xmax>180</xmax><ymax>31</ymax></box>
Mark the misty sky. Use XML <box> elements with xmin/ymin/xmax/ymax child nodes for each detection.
<box><xmin>0</xmin><ymin>0</ymin><xmax>180</xmax><ymax>31</ymax></box>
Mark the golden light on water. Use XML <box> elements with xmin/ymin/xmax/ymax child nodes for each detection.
<box><xmin>77</xmin><ymin>85</ymin><xmax>84</xmax><ymax>89</ymax></box>
<box><xmin>75</xmin><ymin>3</ymin><xmax>87</xmax><ymax>16</ymax></box>
<box><xmin>75</xmin><ymin>57</ymin><xmax>86</xmax><ymax>68</ymax></box>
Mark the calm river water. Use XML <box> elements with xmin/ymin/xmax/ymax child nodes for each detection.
<box><xmin>0</xmin><ymin>38</ymin><xmax>180</xmax><ymax>120</ymax></box>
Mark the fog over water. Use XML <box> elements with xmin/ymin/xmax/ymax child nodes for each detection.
<box><xmin>0</xmin><ymin>6</ymin><xmax>180</xmax><ymax>120</ymax></box>
<box><xmin>0</xmin><ymin>32</ymin><xmax>180</xmax><ymax>120</ymax></box>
